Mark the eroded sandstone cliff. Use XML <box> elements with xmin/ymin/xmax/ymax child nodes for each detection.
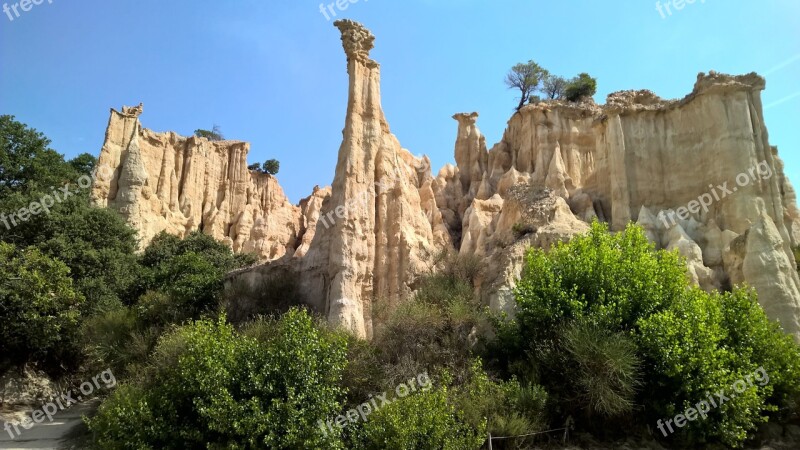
<box><xmin>94</xmin><ymin>21</ymin><xmax>800</xmax><ymax>340</ymax></box>
<box><xmin>91</xmin><ymin>105</ymin><xmax>302</xmax><ymax>260</ymax></box>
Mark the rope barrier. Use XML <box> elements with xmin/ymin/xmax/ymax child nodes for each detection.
<box><xmin>487</xmin><ymin>416</ymin><xmax>574</xmax><ymax>449</ymax></box>
<box><xmin>489</xmin><ymin>426</ymin><xmax>568</xmax><ymax>440</ymax></box>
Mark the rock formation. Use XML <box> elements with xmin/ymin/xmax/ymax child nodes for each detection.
<box><xmin>91</xmin><ymin>106</ymin><xmax>302</xmax><ymax>260</ymax></box>
<box><xmin>93</xmin><ymin>22</ymin><xmax>800</xmax><ymax>341</ymax></box>
<box><xmin>224</xmin><ymin>20</ymin><xmax>448</xmax><ymax>338</ymax></box>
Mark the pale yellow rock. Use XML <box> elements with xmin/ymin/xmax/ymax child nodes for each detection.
<box><xmin>92</xmin><ymin>107</ymin><xmax>302</xmax><ymax>261</ymax></box>
<box><xmin>96</xmin><ymin>22</ymin><xmax>800</xmax><ymax>340</ymax></box>
<box><xmin>226</xmin><ymin>20</ymin><xmax>447</xmax><ymax>338</ymax></box>
<box><xmin>742</xmin><ymin>203</ymin><xmax>800</xmax><ymax>339</ymax></box>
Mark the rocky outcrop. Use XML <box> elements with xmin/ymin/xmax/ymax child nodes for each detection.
<box><xmin>226</xmin><ymin>20</ymin><xmax>447</xmax><ymax>338</ymax></box>
<box><xmin>91</xmin><ymin>107</ymin><xmax>302</xmax><ymax>260</ymax></box>
<box><xmin>434</xmin><ymin>71</ymin><xmax>800</xmax><ymax>339</ymax></box>
<box><xmin>96</xmin><ymin>21</ymin><xmax>800</xmax><ymax>340</ymax></box>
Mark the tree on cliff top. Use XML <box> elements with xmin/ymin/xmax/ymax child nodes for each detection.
<box><xmin>262</xmin><ymin>159</ymin><xmax>280</xmax><ymax>175</ymax></box>
<box><xmin>542</xmin><ymin>74</ymin><xmax>569</xmax><ymax>100</ymax></box>
<box><xmin>505</xmin><ymin>60</ymin><xmax>548</xmax><ymax>111</ymax></box>
<box><xmin>564</xmin><ymin>73</ymin><xmax>598</xmax><ymax>102</ymax></box>
<box><xmin>194</xmin><ymin>124</ymin><xmax>224</xmax><ymax>141</ymax></box>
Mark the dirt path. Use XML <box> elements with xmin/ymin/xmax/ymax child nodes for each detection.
<box><xmin>0</xmin><ymin>400</ymin><xmax>97</xmax><ymax>450</ymax></box>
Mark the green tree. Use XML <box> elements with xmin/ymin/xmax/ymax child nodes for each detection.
<box><xmin>0</xmin><ymin>115</ymin><xmax>79</xmax><ymax>198</ymax></box>
<box><xmin>68</xmin><ymin>153</ymin><xmax>97</xmax><ymax>177</ymax></box>
<box><xmin>247</xmin><ymin>162</ymin><xmax>261</xmax><ymax>172</ymax></box>
<box><xmin>0</xmin><ymin>116</ymin><xmax>139</xmax><ymax>313</ymax></box>
<box><xmin>87</xmin><ymin>310</ymin><xmax>349</xmax><ymax>449</ymax></box>
<box><xmin>193</xmin><ymin>124</ymin><xmax>224</xmax><ymax>141</ymax></box>
<box><xmin>0</xmin><ymin>243</ymin><xmax>84</xmax><ymax>371</ymax></box>
<box><xmin>503</xmin><ymin>221</ymin><xmax>800</xmax><ymax>446</ymax></box>
<box><xmin>505</xmin><ymin>61</ymin><xmax>548</xmax><ymax>111</ymax></box>
<box><xmin>352</xmin><ymin>384</ymin><xmax>485</xmax><ymax>450</ymax></box>
<box><xmin>564</xmin><ymin>73</ymin><xmax>598</xmax><ymax>102</ymax></box>
<box><xmin>262</xmin><ymin>159</ymin><xmax>280</xmax><ymax>175</ymax></box>
<box><xmin>542</xmin><ymin>74</ymin><xmax>568</xmax><ymax>100</ymax></box>
<box><xmin>3</xmin><ymin>193</ymin><xmax>141</xmax><ymax>313</ymax></box>
<box><xmin>138</xmin><ymin>231</ymin><xmax>257</xmax><ymax>322</ymax></box>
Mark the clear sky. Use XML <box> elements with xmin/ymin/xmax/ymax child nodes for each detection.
<box><xmin>1</xmin><ymin>0</ymin><xmax>798</xmax><ymax>203</ymax></box>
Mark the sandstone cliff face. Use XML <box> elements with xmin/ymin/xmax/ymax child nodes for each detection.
<box><xmin>225</xmin><ymin>20</ymin><xmax>448</xmax><ymax>338</ymax></box>
<box><xmin>91</xmin><ymin>106</ymin><xmax>302</xmax><ymax>260</ymax></box>
<box><xmin>432</xmin><ymin>73</ymin><xmax>800</xmax><ymax>339</ymax></box>
<box><xmin>96</xmin><ymin>21</ymin><xmax>800</xmax><ymax>340</ymax></box>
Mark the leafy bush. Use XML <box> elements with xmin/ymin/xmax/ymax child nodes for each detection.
<box><xmin>194</xmin><ymin>125</ymin><xmax>223</xmax><ymax>141</ymax></box>
<box><xmin>351</xmin><ymin>383</ymin><xmax>485</xmax><ymax>450</ymax></box>
<box><xmin>452</xmin><ymin>361</ymin><xmax>548</xmax><ymax>448</ymax></box>
<box><xmin>564</xmin><ymin>73</ymin><xmax>597</xmax><ymax>102</ymax></box>
<box><xmin>639</xmin><ymin>287</ymin><xmax>800</xmax><ymax>446</ymax></box>
<box><xmin>139</xmin><ymin>231</ymin><xmax>257</xmax><ymax>322</ymax></box>
<box><xmin>503</xmin><ymin>221</ymin><xmax>800</xmax><ymax>446</ymax></box>
<box><xmin>262</xmin><ymin>159</ymin><xmax>280</xmax><ymax>175</ymax></box>
<box><xmin>87</xmin><ymin>309</ymin><xmax>348</xmax><ymax>449</ymax></box>
<box><xmin>26</xmin><ymin>195</ymin><xmax>141</xmax><ymax>312</ymax></box>
<box><xmin>0</xmin><ymin>243</ymin><xmax>84</xmax><ymax>371</ymax></box>
<box><xmin>371</xmin><ymin>252</ymin><xmax>486</xmax><ymax>387</ymax></box>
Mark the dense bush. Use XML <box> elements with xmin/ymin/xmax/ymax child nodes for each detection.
<box><xmin>368</xmin><ymin>251</ymin><xmax>486</xmax><ymax>388</ymax></box>
<box><xmin>564</xmin><ymin>73</ymin><xmax>597</xmax><ymax>102</ymax></box>
<box><xmin>452</xmin><ymin>361</ymin><xmax>548</xmax><ymax>448</ymax></box>
<box><xmin>501</xmin><ymin>221</ymin><xmax>800</xmax><ymax>446</ymax></box>
<box><xmin>87</xmin><ymin>309</ymin><xmax>349</xmax><ymax>449</ymax></box>
<box><xmin>0</xmin><ymin>243</ymin><xmax>84</xmax><ymax>371</ymax></box>
<box><xmin>639</xmin><ymin>287</ymin><xmax>800</xmax><ymax>446</ymax></box>
<box><xmin>81</xmin><ymin>231</ymin><xmax>259</xmax><ymax>378</ymax></box>
<box><xmin>138</xmin><ymin>231</ymin><xmax>257</xmax><ymax>321</ymax></box>
<box><xmin>351</xmin><ymin>382</ymin><xmax>485</xmax><ymax>450</ymax></box>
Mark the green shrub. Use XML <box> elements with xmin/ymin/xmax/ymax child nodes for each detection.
<box><xmin>0</xmin><ymin>242</ymin><xmax>84</xmax><ymax>371</ymax></box>
<box><xmin>351</xmin><ymin>383</ymin><xmax>485</xmax><ymax>450</ymax></box>
<box><xmin>564</xmin><ymin>73</ymin><xmax>597</xmax><ymax>102</ymax></box>
<box><xmin>452</xmin><ymin>361</ymin><xmax>548</xmax><ymax>447</ymax></box>
<box><xmin>374</xmin><ymin>273</ymin><xmax>485</xmax><ymax>387</ymax></box>
<box><xmin>504</xmin><ymin>221</ymin><xmax>800</xmax><ymax>446</ymax></box>
<box><xmin>639</xmin><ymin>287</ymin><xmax>800</xmax><ymax>446</ymax></box>
<box><xmin>139</xmin><ymin>231</ymin><xmax>257</xmax><ymax>323</ymax></box>
<box><xmin>87</xmin><ymin>309</ymin><xmax>348</xmax><ymax>449</ymax></box>
<box><xmin>262</xmin><ymin>159</ymin><xmax>280</xmax><ymax>175</ymax></box>
<box><xmin>559</xmin><ymin>321</ymin><xmax>640</xmax><ymax>418</ymax></box>
<box><xmin>513</xmin><ymin>221</ymin><xmax>686</xmax><ymax>344</ymax></box>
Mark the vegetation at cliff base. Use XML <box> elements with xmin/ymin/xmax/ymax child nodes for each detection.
<box><xmin>3</xmin><ymin>117</ymin><xmax>800</xmax><ymax>450</ymax></box>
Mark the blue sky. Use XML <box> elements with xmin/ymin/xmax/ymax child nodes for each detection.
<box><xmin>1</xmin><ymin>0</ymin><xmax>798</xmax><ymax>203</ymax></box>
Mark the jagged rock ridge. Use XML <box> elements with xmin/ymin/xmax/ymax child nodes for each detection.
<box><xmin>93</xmin><ymin>22</ymin><xmax>800</xmax><ymax>341</ymax></box>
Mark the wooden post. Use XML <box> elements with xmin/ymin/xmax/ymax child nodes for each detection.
<box><xmin>488</xmin><ymin>432</ymin><xmax>493</xmax><ymax>450</ymax></box>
